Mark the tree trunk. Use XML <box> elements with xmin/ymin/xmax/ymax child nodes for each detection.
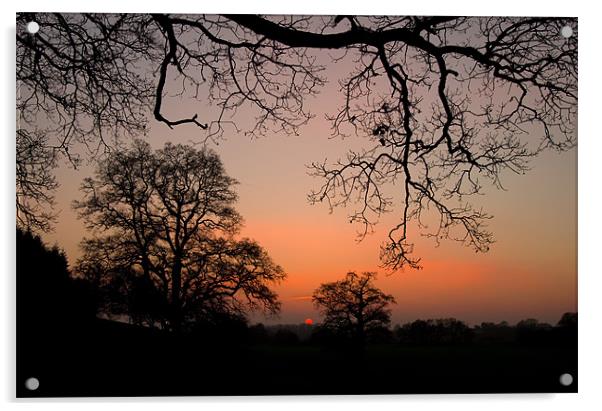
<box><xmin>170</xmin><ymin>256</ymin><xmax>182</xmax><ymax>333</ymax></box>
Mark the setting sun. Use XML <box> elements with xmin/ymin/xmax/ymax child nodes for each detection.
<box><xmin>15</xmin><ymin>12</ymin><xmax>577</xmax><ymax>396</ymax></box>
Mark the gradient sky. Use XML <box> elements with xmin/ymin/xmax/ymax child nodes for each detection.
<box><xmin>39</xmin><ymin>40</ymin><xmax>577</xmax><ymax>327</ymax></box>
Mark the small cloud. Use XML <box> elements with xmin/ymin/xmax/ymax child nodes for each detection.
<box><xmin>289</xmin><ymin>295</ymin><xmax>313</xmax><ymax>301</ymax></box>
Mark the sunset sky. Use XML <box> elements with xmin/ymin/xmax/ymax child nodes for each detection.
<box><xmin>40</xmin><ymin>47</ymin><xmax>577</xmax><ymax>327</ymax></box>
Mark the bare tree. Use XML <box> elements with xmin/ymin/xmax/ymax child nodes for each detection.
<box><xmin>74</xmin><ymin>140</ymin><xmax>285</xmax><ymax>332</ymax></box>
<box><xmin>17</xmin><ymin>14</ymin><xmax>577</xmax><ymax>267</ymax></box>
<box><xmin>16</xmin><ymin>129</ymin><xmax>59</xmax><ymax>232</ymax></box>
<box><xmin>313</xmin><ymin>271</ymin><xmax>395</xmax><ymax>345</ymax></box>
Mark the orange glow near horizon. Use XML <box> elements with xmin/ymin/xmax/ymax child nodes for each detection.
<box><xmin>42</xmin><ymin>51</ymin><xmax>577</xmax><ymax>328</ymax></box>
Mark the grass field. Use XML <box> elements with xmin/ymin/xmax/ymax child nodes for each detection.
<box><xmin>17</xmin><ymin>319</ymin><xmax>577</xmax><ymax>397</ymax></box>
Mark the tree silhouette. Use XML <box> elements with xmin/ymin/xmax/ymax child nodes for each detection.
<box><xmin>17</xmin><ymin>228</ymin><xmax>97</xmax><ymax>330</ymax></box>
<box><xmin>557</xmin><ymin>312</ymin><xmax>577</xmax><ymax>328</ymax></box>
<box><xmin>74</xmin><ymin>140</ymin><xmax>285</xmax><ymax>332</ymax></box>
<box><xmin>395</xmin><ymin>318</ymin><xmax>473</xmax><ymax>345</ymax></box>
<box><xmin>313</xmin><ymin>271</ymin><xmax>395</xmax><ymax>345</ymax></box>
<box><xmin>17</xmin><ymin>14</ymin><xmax>577</xmax><ymax>267</ymax></box>
<box><xmin>16</xmin><ymin>130</ymin><xmax>59</xmax><ymax>232</ymax></box>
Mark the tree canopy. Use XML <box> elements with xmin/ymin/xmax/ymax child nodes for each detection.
<box><xmin>17</xmin><ymin>14</ymin><xmax>577</xmax><ymax>269</ymax></box>
<box><xmin>74</xmin><ymin>140</ymin><xmax>285</xmax><ymax>331</ymax></box>
<box><xmin>313</xmin><ymin>271</ymin><xmax>395</xmax><ymax>345</ymax></box>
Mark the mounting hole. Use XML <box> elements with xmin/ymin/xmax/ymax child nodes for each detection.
<box><xmin>25</xmin><ymin>377</ymin><xmax>39</xmax><ymax>391</ymax></box>
<box><xmin>26</xmin><ymin>21</ymin><xmax>40</xmax><ymax>34</ymax></box>
<box><xmin>559</xmin><ymin>373</ymin><xmax>573</xmax><ymax>386</ymax></box>
<box><xmin>560</xmin><ymin>25</ymin><xmax>573</xmax><ymax>39</ymax></box>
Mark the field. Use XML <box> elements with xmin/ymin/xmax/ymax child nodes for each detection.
<box><xmin>17</xmin><ymin>319</ymin><xmax>577</xmax><ymax>397</ymax></box>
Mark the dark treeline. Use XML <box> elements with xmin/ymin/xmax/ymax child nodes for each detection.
<box><xmin>17</xmin><ymin>228</ymin><xmax>577</xmax><ymax>396</ymax></box>
<box><xmin>17</xmin><ymin>227</ymin><xmax>576</xmax><ymax>347</ymax></box>
<box><xmin>245</xmin><ymin>315</ymin><xmax>577</xmax><ymax>348</ymax></box>
<box><xmin>17</xmin><ymin>227</ymin><xmax>577</xmax><ymax>348</ymax></box>
<box><xmin>16</xmin><ymin>14</ymin><xmax>578</xmax><ymax>398</ymax></box>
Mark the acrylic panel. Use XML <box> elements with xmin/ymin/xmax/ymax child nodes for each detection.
<box><xmin>15</xmin><ymin>13</ymin><xmax>578</xmax><ymax>397</ymax></box>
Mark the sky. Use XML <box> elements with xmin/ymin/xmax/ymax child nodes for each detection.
<box><xmin>40</xmin><ymin>38</ymin><xmax>577</xmax><ymax>328</ymax></box>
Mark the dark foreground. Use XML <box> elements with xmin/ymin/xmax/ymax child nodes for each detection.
<box><xmin>17</xmin><ymin>318</ymin><xmax>577</xmax><ymax>397</ymax></box>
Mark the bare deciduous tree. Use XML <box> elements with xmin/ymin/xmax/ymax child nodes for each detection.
<box><xmin>74</xmin><ymin>140</ymin><xmax>285</xmax><ymax>332</ymax></box>
<box><xmin>313</xmin><ymin>271</ymin><xmax>395</xmax><ymax>345</ymax></box>
<box><xmin>16</xmin><ymin>129</ymin><xmax>59</xmax><ymax>232</ymax></box>
<box><xmin>17</xmin><ymin>14</ymin><xmax>577</xmax><ymax>267</ymax></box>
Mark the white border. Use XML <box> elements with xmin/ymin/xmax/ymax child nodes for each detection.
<box><xmin>3</xmin><ymin>1</ymin><xmax>600</xmax><ymax>409</ymax></box>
